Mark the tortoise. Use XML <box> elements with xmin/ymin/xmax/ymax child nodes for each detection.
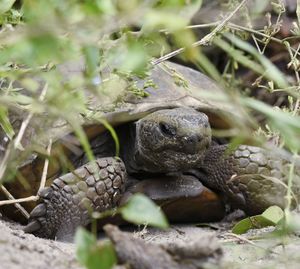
<box><xmin>1</xmin><ymin>61</ymin><xmax>299</xmax><ymax>241</ymax></box>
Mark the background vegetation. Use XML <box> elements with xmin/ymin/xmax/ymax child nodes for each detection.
<box><xmin>0</xmin><ymin>0</ymin><xmax>300</xmax><ymax>268</ymax></box>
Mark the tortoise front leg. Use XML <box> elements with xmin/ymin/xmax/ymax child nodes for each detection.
<box><xmin>198</xmin><ymin>145</ymin><xmax>300</xmax><ymax>215</ymax></box>
<box><xmin>24</xmin><ymin>157</ymin><xmax>126</xmax><ymax>241</ymax></box>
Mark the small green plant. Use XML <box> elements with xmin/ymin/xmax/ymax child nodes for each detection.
<box><xmin>120</xmin><ymin>193</ymin><xmax>169</xmax><ymax>228</ymax></box>
<box><xmin>75</xmin><ymin>228</ymin><xmax>117</xmax><ymax>269</ymax></box>
<box><xmin>232</xmin><ymin>206</ymin><xmax>284</xmax><ymax>234</ymax></box>
<box><xmin>76</xmin><ymin>193</ymin><xmax>168</xmax><ymax>269</ymax></box>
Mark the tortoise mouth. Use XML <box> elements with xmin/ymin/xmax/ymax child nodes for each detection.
<box><xmin>129</xmin><ymin>107</ymin><xmax>212</xmax><ymax>173</ymax></box>
<box><xmin>134</xmin><ymin>147</ymin><xmax>208</xmax><ymax>173</ymax></box>
<box><xmin>157</xmin><ymin>135</ymin><xmax>211</xmax><ymax>155</ymax></box>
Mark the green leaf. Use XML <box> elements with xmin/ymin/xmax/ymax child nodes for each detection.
<box><xmin>83</xmin><ymin>46</ymin><xmax>99</xmax><ymax>78</ymax></box>
<box><xmin>120</xmin><ymin>41</ymin><xmax>149</xmax><ymax>75</ymax></box>
<box><xmin>155</xmin><ymin>0</ymin><xmax>202</xmax><ymax>20</ymax></box>
<box><xmin>97</xmin><ymin>118</ymin><xmax>120</xmax><ymax>157</ymax></box>
<box><xmin>178</xmin><ymin>0</ymin><xmax>202</xmax><ymax>20</ymax></box>
<box><xmin>213</xmin><ymin>37</ymin><xmax>265</xmax><ymax>75</ymax></box>
<box><xmin>0</xmin><ymin>0</ymin><xmax>15</xmax><ymax>15</ymax></box>
<box><xmin>261</xmin><ymin>205</ymin><xmax>284</xmax><ymax>224</ymax></box>
<box><xmin>232</xmin><ymin>215</ymin><xmax>272</xmax><ymax>235</ymax></box>
<box><xmin>232</xmin><ymin>217</ymin><xmax>255</xmax><ymax>235</ymax></box>
<box><xmin>75</xmin><ymin>228</ymin><xmax>117</xmax><ymax>269</ymax></box>
<box><xmin>120</xmin><ymin>193</ymin><xmax>169</xmax><ymax>228</ymax></box>
<box><xmin>193</xmin><ymin>51</ymin><xmax>223</xmax><ymax>83</ymax></box>
<box><xmin>68</xmin><ymin>119</ymin><xmax>95</xmax><ymax>162</ymax></box>
<box><xmin>75</xmin><ymin>228</ymin><xmax>96</xmax><ymax>266</ymax></box>
<box><xmin>232</xmin><ymin>206</ymin><xmax>284</xmax><ymax>234</ymax></box>
<box><xmin>0</xmin><ymin>106</ymin><xmax>15</xmax><ymax>140</ymax></box>
<box><xmin>143</xmin><ymin>10</ymin><xmax>188</xmax><ymax>32</ymax></box>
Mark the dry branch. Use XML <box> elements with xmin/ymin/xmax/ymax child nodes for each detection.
<box><xmin>151</xmin><ymin>0</ymin><xmax>249</xmax><ymax>65</ymax></box>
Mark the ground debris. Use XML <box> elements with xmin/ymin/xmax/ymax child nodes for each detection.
<box><xmin>104</xmin><ymin>224</ymin><xmax>223</xmax><ymax>269</ymax></box>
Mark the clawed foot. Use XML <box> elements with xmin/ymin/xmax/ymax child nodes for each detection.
<box><xmin>24</xmin><ymin>157</ymin><xmax>126</xmax><ymax>241</ymax></box>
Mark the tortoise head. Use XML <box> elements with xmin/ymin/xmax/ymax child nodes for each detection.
<box><xmin>129</xmin><ymin>107</ymin><xmax>212</xmax><ymax>173</ymax></box>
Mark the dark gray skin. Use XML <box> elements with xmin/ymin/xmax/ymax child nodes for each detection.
<box><xmin>124</xmin><ymin>107</ymin><xmax>211</xmax><ymax>173</ymax></box>
<box><xmin>24</xmin><ymin>107</ymin><xmax>300</xmax><ymax>240</ymax></box>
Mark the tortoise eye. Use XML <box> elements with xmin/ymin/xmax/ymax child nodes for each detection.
<box><xmin>159</xmin><ymin>122</ymin><xmax>176</xmax><ymax>136</ymax></box>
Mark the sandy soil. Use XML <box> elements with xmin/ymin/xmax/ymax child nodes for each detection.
<box><xmin>0</xmin><ymin>217</ymin><xmax>220</xmax><ymax>269</ymax></box>
<box><xmin>0</xmin><ymin>217</ymin><xmax>82</xmax><ymax>269</ymax></box>
<box><xmin>2</xmin><ymin>215</ymin><xmax>300</xmax><ymax>269</ymax></box>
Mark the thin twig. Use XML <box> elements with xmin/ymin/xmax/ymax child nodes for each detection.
<box><xmin>161</xmin><ymin>21</ymin><xmax>221</xmax><ymax>33</ymax></box>
<box><xmin>0</xmin><ymin>83</ymin><xmax>48</xmax><ymax>184</ymax></box>
<box><xmin>185</xmin><ymin>21</ymin><xmax>300</xmax><ymax>58</ymax></box>
<box><xmin>223</xmin><ymin>232</ymin><xmax>279</xmax><ymax>254</ymax></box>
<box><xmin>0</xmin><ymin>84</ymin><xmax>49</xmax><ymax>218</ymax></box>
<box><xmin>0</xmin><ymin>112</ymin><xmax>33</xmax><ymax>183</ymax></box>
<box><xmin>186</xmin><ymin>21</ymin><xmax>221</xmax><ymax>29</ymax></box>
<box><xmin>251</xmin><ymin>34</ymin><xmax>262</xmax><ymax>54</ymax></box>
<box><xmin>38</xmin><ymin>138</ymin><xmax>52</xmax><ymax>193</ymax></box>
<box><xmin>0</xmin><ymin>138</ymin><xmax>52</xmax><ymax>206</ymax></box>
<box><xmin>0</xmin><ymin>185</ymin><xmax>31</xmax><ymax>219</ymax></box>
<box><xmin>151</xmin><ymin>0</ymin><xmax>249</xmax><ymax>65</ymax></box>
<box><xmin>227</xmin><ymin>23</ymin><xmax>300</xmax><ymax>58</ymax></box>
<box><xmin>284</xmin><ymin>42</ymin><xmax>300</xmax><ymax>115</ymax></box>
<box><xmin>0</xmin><ymin>193</ymin><xmax>39</xmax><ymax>206</ymax></box>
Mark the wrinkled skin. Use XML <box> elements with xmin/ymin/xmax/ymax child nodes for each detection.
<box><xmin>126</xmin><ymin>107</ymin><xmax>211</xmax><ymax>173</ymax></box>
<box><xmin>24</xmin><ymin>107</ymin><xmax>300</xmax><ymax>240</ymax></box>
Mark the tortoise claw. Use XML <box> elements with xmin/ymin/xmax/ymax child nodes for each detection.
<box><xmin>23</xmin><ymin>220</ymin><xmax>41</xmax><ymax>233</ymax></box>
<box><xmin>29</xmin><ymin>203</ymin><xmax>46</xmax><ymax>218</ymax></box>
<box><xmin>38</xmin><ymin>187</ymin><xmax>53</xmax><ymax>199</ymax></box>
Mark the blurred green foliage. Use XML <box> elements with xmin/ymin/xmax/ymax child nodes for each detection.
<box><xmin>1</xmin><ymin>0</ymin><xmax>300</xmax><ymax>268</ymax></box>
<box><xmin>0</xmin><ymin>0</ymin><xmax>201</xmax><ymax>179</ymax></box>
<box><xmin>1</xmin><ymin>0</ymin><xmax>299</xmax><ymax>163</ymax></box>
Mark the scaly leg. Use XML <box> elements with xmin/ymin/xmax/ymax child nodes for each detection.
<box><xmin>24</xmin><ymin>157</ymin><xmax>126</xmax><ymax>241</ymax></box>
<box><xmin>198</xmin><ymin>145</ymin><xmax>300</xmax><ymax>215</ymax></box>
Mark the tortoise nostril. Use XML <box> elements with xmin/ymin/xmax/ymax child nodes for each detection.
<box><xmin>186</xmin><ymin>135</ymin><xmax>202</xmax><ymax>144</ymax></box>
<box><xmin>183</xmin><ymin>135</ymin><xmax>202</xmax><ymax>154</ymax></box>
<box><xmin>159</xmin><ymin>122</ymin><xmax>176</xmax><ymax>136</ymax></box>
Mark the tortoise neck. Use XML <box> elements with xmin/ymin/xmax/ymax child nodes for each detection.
<box><xmin>71</xmin><ymin>123</ymin><xmax>143</xmax><ymax>174</ymax></box>
<box><xmin>70</xmin><ymin>131</ymin><xmax>116</xmax><ymax>167</ymax></box>
<box><xmin>117</xmin><ymin>123</ymin><xmax>140</xmax><ymax>174</ymax></box>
